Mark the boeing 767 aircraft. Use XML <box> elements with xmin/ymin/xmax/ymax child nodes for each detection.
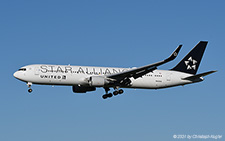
<box><xmin>14</xmin><ymin>41</ymin><xmax>216</xmax><ymax>99</ymax></box>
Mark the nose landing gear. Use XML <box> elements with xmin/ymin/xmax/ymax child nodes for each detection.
<box><xmin>28</xmin><ymin>88</ymin><xmax>33</xmax><ymax>93</ymax></box>
<box><xmin>27</xmin><ymin>82</ymin><xmax>33</xmax><ymax>93</ymax></box>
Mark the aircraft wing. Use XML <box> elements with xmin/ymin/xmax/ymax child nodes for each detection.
<box><xmin>107</xmin><ymin>45</ymin><xmax>182</xmax><ymax>81</ymax></box>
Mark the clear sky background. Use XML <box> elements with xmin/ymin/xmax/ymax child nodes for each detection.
<box><xmin>0</xmin><ymin>0</ymin><xmax>224</xmax><ymax>141</ymax></box>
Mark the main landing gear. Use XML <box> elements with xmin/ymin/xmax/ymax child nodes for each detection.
<box><xmin>102</xmin><ymin>87</ymin><xmax>124</xmax><ymax>99</ymax></box>
<box><xmin>27</xmin><ymin>82</ymin><xmax>33</xmax><ymax>93</ymax></box>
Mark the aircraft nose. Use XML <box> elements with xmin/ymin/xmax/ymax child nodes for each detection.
<box><xmin>13</xmin><ymin>71</ymin><xmax>19</xmax><ymax>79</ymax></box>
<box><xmin>13</xmin><ymin>71</ymin><xmax>23</xmax><ymax>80</ymax></box>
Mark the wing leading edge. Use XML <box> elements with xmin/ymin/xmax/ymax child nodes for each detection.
<box><xmin>107</xmin><ymin>44</ymin><xmax>182</xmax><ymax>81</ymax></box>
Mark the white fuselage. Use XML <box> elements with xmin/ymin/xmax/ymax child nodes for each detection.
<box><xmin>13</xmin><ymin>64</ymin><xmax>199</xmax><ymax>89</ymax></box>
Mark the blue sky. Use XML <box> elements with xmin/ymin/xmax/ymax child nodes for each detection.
<box><xmin>0</xmin><ymin>0</ymin><xmax>224</xmax><ymax>140</ymax></box>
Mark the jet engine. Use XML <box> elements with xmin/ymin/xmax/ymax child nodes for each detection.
<box><xmin>88</xmin><ymin>76</ymin><xmax>109</xmax><ymax>87</ymax></box>
<box><xmin>72</xmin><ymin>85</ymin><xmax>96</xmax><ymax>93</ymax></box>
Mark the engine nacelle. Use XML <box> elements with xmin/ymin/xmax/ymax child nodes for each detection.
<box><xmin>72</xmin><ymin>85</ymin><xmax>96</xmax><ymax>93</ymax></box>
<box><xmin>88</xmin><ymin>76</ymin><xmax>108</xmax><ymax>87</ymax></box>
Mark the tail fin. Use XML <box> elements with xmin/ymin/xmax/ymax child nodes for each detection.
<box><xmin>171</xmin><ymin>41</ymin><xmax>208</xmax><ymax>74</ymax></box>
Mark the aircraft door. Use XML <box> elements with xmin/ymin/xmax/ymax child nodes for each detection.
<box><xmin>166</xmin><ymin>73</ymin><xmax>171</xmax><ymax>81</ymax></box>
<box><xmin>155</xmin><ymin>72</ymin><xmax>163</xmax><ymax>87</ymax></box>
<box><xmin>165</xmin><ymin>72</ymin><xmax>172</xmax><ymax>87</ymax></box>
<box><xmin>35</xmin><ymin>67</ymin><xmax>40</xmax><ymax>75</ymax></box>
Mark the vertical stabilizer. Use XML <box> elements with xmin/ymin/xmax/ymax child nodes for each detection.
<box><xmin>171</xmin><ymin>41</ymin><xmax>208</xmax><ymax>74</ymax></box>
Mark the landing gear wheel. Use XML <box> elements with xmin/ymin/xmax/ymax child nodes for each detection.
<box><xmin>102</xmin><ymin>93</ymin><xmax>113</xmax><ymax>99</ymax></box>
<box><xmin>28</xmin><ymin>88</ymin><xmax>33</xmax><ymax>93</ymax></box>
<box><xmin>107</xmin><ymin>93</ymin><xmax>113</xmax><ymax>98</ymax></box>
<box><xmin>118</xmin><ymin>89</ymin><xmax>124</xmax><ymax>94</ymax></box>
<box><xmin>102</xmin><ymin>87</ymin><xmax>124</xmax><ymax>99</ymax></box>
<box><xmin>113</xmin><ymin>91</ymin><xmax>119</xmax><ymax>96</ymax></box>
<box><xmin>102</xmin><ymin>94</ymin><xmax>108</xmax><ymax>99</ymax></box>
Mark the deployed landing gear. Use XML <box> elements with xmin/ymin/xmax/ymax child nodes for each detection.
<box><xmin>102</xmin><ymin>87</ymin><xmax>112</xmax><ymax>99</ymax></box>
<box><xmin>27</xmin><ymin>82</ymin><xmax>33</xmax><ymax>93</ymax></box>
<box><xmin>113</xmin><ymin>91</ymin><xmax>118</xmax><ymax>96</ymax></box>
<box><xmin>102</xmin><ymin>93</ymin><xmax>113</xmax><ymax>99</ymax></box>
<box><xmin>113</xmin><ymin>86</ymin><xmax>124</xmax><ymax>96</ymax></box>
<box><xmin>113</xmin><ymin>89</ymin><xmax>124</xmax><ymax>95</ymax></box>
<box><xmin>102</xmin><ymin>87</ymin><xmax>124</xmax><ymax>99</ymax></box>
<box><xmin>28</xmin><ymin>88</ymin><xmax>33</xmax><ymax>93</ymax></box>
<box><xmin>118</xmin><ymin>89</ymin><xmax>124</xmax><ymax>94</ymax></box>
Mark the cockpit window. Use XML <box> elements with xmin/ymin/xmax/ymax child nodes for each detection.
<box><xmin>18</xmin><ymin>68</ymin><xmax>26</xmax><ymax>71</ymax></box>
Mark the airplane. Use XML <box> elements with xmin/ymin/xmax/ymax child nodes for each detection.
<box><xmin>13</xmin><ymin>41</ymin><xmax>216</xmax><ymax>99</ymax></box>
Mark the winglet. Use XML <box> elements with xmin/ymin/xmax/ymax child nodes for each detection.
<box><xmin>164</xmin><ymin>44</ymin><xmax>182</xmax><ymax>62</ymax></box>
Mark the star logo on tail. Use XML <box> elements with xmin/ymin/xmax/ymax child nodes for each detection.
<box><xmin>185</xmin><ymin>57</ymin><xmax>197</xmax><ymax>70</ymax></box>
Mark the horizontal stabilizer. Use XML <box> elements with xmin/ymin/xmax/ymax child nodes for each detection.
<box><xmin>182</xmin><ymin>70</ymin><xmax>217</xmax><ymax>81</ymax></box>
